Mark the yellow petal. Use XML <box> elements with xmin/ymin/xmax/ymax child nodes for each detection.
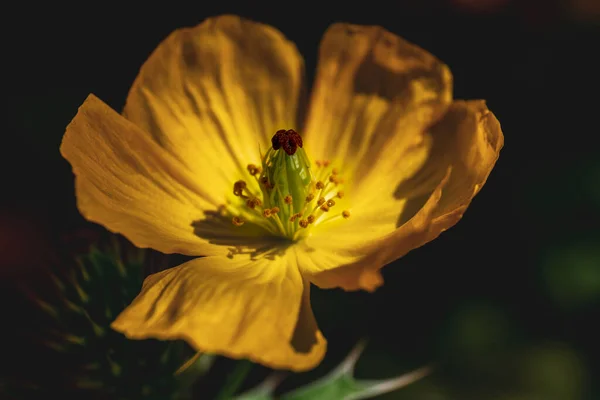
<box><xmin>425</xmin><ymin>100</ymin><xmax>504</xmax><ymax>215</ymax></box>
<box><xmin>302</xmin><ymin>23</ymin><xmax>452</xmax><ymax>186</ymax></box>
<box><xmin>302</xmin><ymin>100</ymin><xmax>503</xmax><ymax>292</ymax></box>
<box><xmin>123</xmin><ymin>15</ymin><xmax>305</xmax><ymax>195</ymax></box>
<box><xmin>111</xmin><ymin>249</ymin><xmax>326</xmax><ymax>372</ymax></box>
<box><xmin>61</xmin><ymin>94</ymin><xmax>232</xmax><ymax>256</ymax></box>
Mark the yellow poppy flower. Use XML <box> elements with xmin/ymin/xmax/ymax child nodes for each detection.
<box><xmin>60</xmin><ymin>15</ymin><xmax>503</xmax><ymax>372</ymax></box>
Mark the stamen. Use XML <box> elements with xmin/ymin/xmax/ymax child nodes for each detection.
<box><xmin>290</xmin><ymin>213</ymin><xmax>302</xmax><ymax>222</ymax></box>
<box><xmin>246</xmin><ymin>198</ymin><xmax>262</xmax><ymax>209</ymax></box>
<box><xmin>233</xmin><ymin>180</ymin><xmax>247</xmax><ymax>197</ymax></box>
<box><xmin>223</xmin><ymin>130</ymin><xmax>352</xmax><ymax>240</ymax></box>
<box><xmin>247</xmin><ymin>164</ymin><xmax>261</xmax><ymax>176</ymax></box>
<box><xmin>232</xmin><ymin>216</ymin><xmax>244</xmax><ymax>226</ymax></box>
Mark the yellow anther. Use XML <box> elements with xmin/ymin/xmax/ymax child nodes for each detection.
<box><xmin>246</xmin><ymin>198</ymin><xmax>262</xmax><ymax>209</ymax></box>
<box><xmin>290</xmin><ymin>213</ymin><xmax>302</xmax><ymax>222</ymax></box>
<box><xmin>233</xmin><ymin>180</ymin><xmax>247</xmax><ymax>196</ymax></box>
<box><xmin>232</xmin><ymin>216</ymin><xmax>245</xmax><ymax>226</ymax></box>
<box><xmin>234</xmin><ymin>180</ymin><xmax>246</xmax><ymax>190</ymax></box>
<box><xmin>225</xmin><ymin>139</ymin><xmax>350</xmax><ymax>239</ymax></box>
<box><xmin>247</xmin><ymin>164</ymin><xmax>261</xmax><ymax>176</ymax></box>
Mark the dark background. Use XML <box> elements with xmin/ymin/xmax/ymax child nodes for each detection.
<box><xmin>2</xmin><ymin>1</ymin><xmax>599</xmax><ymax>399</ymax></box>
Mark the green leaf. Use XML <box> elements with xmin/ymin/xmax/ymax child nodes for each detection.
<box><xmin>215</xmin><ymin>360</ymin><xmax>253</xmax><ymax>399</ymax></box>
<box><xmin>175</xmin><ymin>352</ymin><xmax>216</xmax><ymax>389</ymax></box>
<box><xmin>234</xmin><ymin>390</ymin><xmax>274</xmax><ymax>400</ymax></box>
<box><xmin>233</xmin><ymin>373</ymin><xmax>284</xmax><ymax>400</ymax></box>
<box><xmin>280</xmin><ymin>374</ymin><xmax>365</xmax><ymax>400</ymax></box>
<box><xmin>235</xmin><ymin>341</ymin><xmax>432</xmax><ymax>400</ymax></box>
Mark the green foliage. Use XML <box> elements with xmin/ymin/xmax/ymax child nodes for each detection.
<box><xmin>542</xmin><ymin>239</ymin><xmax>600</xmax><ymax>309</ymax></box>
<box><xmin>519</xmin><ymin>343</ymin><xmax>586</xmax><ymax>400</ymax></box>
<box><xmin>234</xmin><ymin>342</ymin><xmax>431</xmax><ymax>400</ymax></box>
<box><xmin>5</xmin><ymin>239</ymin><xmax>195</xmax><ymax>400</ymax></box>
<box><xmin>2</xmin><ymin>236</ymin><xmax>431</xmax><ymax>400</ymax></box>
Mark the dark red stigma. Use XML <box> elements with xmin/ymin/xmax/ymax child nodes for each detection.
<box><xmin>271</xmin><ymin>129</ymin><xmax>303</xmax><ymax>155</ymax></box>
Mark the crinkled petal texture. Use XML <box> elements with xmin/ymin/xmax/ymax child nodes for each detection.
<box><xmin>61</xmin><ymin>16</ymin><xmax>326</xmax><ymax>371</ymax></box>
<box><xmin>60</xmin><ymin>94</ymin><xmax>229</xmax><ymax>256</ymax></box>
<box><xmin>111</xmin><ymin>248</ymin><xmax>326</xmax><ymax>372</ymax></box>
<box><xmin>299</xmin><ymin>24</ymin><xmax>503</xmax><ymax>291</ymax></box>
<box><xmin>303</xmin><ymin>23</ymin><xmax>453</xmax><ymax>187</ymax></box>
<box><xmin>123</xmin><ymin>15</ymin><xmax>305</xmax><ymax>194</ymax></box>
<box><xmin>61</xmin><ymin>15</ymin><xmax>502</xmax><ymax>371</ymax></box>
<box><xmin>60</xmin><ymin>14</ymin><xmax>306</xmax><ymax>256</ymax></box>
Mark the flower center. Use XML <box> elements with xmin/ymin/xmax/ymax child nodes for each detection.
<box><xmin>224</xmin><ymin>129</ymin><xmax>350</xmax><ymax>241</ymax></box>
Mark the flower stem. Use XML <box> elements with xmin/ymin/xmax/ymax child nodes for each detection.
<box><xmin>215</xmin><ymin>359</ymin><xmax>253</xmax><ymax>400</ymax></box>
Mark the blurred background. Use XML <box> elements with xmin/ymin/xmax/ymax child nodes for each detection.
<box><xmin>2</xmin><ymin>1</ymin><xmax>599</xmax><ymax>399</ymax></box>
